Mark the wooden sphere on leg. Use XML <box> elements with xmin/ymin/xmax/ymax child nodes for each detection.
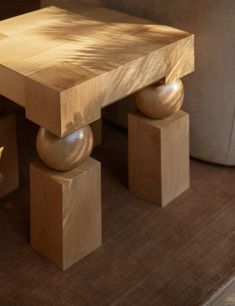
<box><xmin>36</xmin><ymin>125</ymin><xmax>93</xmax><ymax>171</ymax></box>
<box><xmin>135</xmin><ymin>79</ymin><xmax>184</xmax><ymax>119</ymax></box>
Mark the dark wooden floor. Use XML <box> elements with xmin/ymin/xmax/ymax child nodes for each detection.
<box><xmin>0</xmin><ymin>102</ymin><xmax>235</xmax><ymax>305</ymax></box>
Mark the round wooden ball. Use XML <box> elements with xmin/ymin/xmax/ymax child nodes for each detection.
<box><xmin>36</xmin><ymin>126</ymin><xmax>93</xmax><ymax>171</ymax></box>
<box><xmin>135</xmin><ymin>79</ymin><xmax>184</xmax><ymax>119</ymax></box>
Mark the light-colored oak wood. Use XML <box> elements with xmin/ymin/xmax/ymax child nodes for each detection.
<box><xmin>0</xmin><ymin>113</ymin><xmax>19</xmax><ymax>197</ymax></box>
<box><xmin>0</xmin><ymin>34</ymin><xmax>7</xmax><ymax>40</ymax></box>
<box><xmin>135</xmin><ymin>79</ymin><xmax>184</xmax><ymax>119</ymax></box>
<box><xmin>30</xmin><ymin>157</ymin><xmax>102</xmax><ymax>270</ymax></box>
<box><xmin>36</xmin><ymin>125</ymin><xmax>93</xmax><ymax>171</ymax></box>
<box><xmin>0</xmin><ymin>3</ymin><xmax>194</xmax><ymax>136</ymax></box>
<box><xmin>128</xmin><ymin>110</ymin><xmax>190</xmax><ymax>206</ymax></box>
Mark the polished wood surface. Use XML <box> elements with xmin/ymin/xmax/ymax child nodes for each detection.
<box><xmin>36</xmin><ymin>125</ymin><xmax>93</xmax><ymax>171</ymax></box>
<box><xmin>30</xmin><ymin>157</ymin><xmax>102</xmax><ymax>270</ymax></box>
<box><xmin>0</xmin><ymin>113</ymin><xmax>19</xmax><ymax>197</ymax></box>
<box><xmin>135</xmin><ymin>79</ymin><xmax>184</xmax><ymax>119</ymax></box>
<box><xmin>128</xmin><ymin>110</ymin><xmax>190</xmax><ymax>206</ymax></box>
<box><xmin>0</xmin><ymin>3</ymin><xmax>194</xmax><ymax>136</ymax></box>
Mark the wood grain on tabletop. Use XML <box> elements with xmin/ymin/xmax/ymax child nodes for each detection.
<box><xmin>0</xmin><ymin>2</ymin><xmax>194</xmax><ymax>136</ymax></box>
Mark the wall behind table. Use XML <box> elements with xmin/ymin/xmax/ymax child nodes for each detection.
<box><xmin>41</xmin><ymin>0</ymin><xmax>235</xmax><ymax>165</ymax></box>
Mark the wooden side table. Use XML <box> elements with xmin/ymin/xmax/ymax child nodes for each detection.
<box><xmin>0</xmin><ymin>2</ymin><xmax>194</xmax><ymax>270</ymax></box>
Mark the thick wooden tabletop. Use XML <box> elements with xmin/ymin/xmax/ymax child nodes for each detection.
<box><xmin>0</xmin><ymin>2</ymin><xmax>194</xmax><ymax>136</ymax></box>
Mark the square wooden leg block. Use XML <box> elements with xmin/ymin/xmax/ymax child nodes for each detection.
<box><xmin>128</xmin><ymin>110</ymin><xmax>190</xmax><ymax>207</ymax></box>
<box><xmin>30</xmin><ymin>158</ymin><xmax>102</xmax><ymax>270</ymax></box>
<box><xmin>0</xmin><ymin>113</ymin><xmax>19</xmax><ymax>197</ymax></box>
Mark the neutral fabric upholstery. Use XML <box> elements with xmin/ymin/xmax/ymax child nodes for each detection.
<box><xmin>82</xmin><ymin>0</ymin><xmax>235</xmax><ymax>165</ymax></box>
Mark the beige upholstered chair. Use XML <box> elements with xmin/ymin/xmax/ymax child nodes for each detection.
<box><xmin>99</xmin><ymin>0</ymin><xmax>235</xmax><ymax>166</ymax></box>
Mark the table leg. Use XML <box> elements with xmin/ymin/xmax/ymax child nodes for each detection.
<box><xmin>30</xmin><ymin>124</ymin><xmax>102</xmax><ymax>270</ymax></box>
<box><xmin>128</xmin><ymin>79</ymin><xmax>190</xmax><ymax>206</ymax></box>
<box><xmin>0</xmin><ymin>112</ymin><xmax>19</xmax><ymax>198</ymax></box>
